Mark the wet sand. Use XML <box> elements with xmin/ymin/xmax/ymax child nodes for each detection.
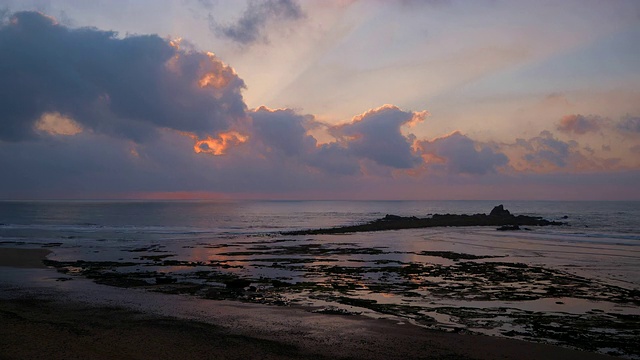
<box><xmin>0</xmin><ymin>248</ymin><xmax>51</xmax><ymax>268</ymax></box>
<box><xmin>0</xmin><ymin>248</ymin><xmax>616</xmax><ymax>360</ymax></box>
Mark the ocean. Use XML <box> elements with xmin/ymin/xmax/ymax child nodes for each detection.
<box><xmin>1</xmin><ymin>200</ymin><xmax>639</xmax><ymax>357</ymax></box>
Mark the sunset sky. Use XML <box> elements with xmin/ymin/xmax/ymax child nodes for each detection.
<box><xmin>0</xmin><ymin>0</ymin><xmax>639</xmax><ymax>200</ymax></box>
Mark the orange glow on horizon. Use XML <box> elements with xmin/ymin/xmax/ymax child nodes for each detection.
<box><xmin>129</xmin><ymin>191</ymin><xmax>231</xmax><ymax>200</ymax></box>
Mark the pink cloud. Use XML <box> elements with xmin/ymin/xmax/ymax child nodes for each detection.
<box><xmin>556</xmin><ymin>114</ymin><xmax>602</xmax><ymax>135</ymax></box>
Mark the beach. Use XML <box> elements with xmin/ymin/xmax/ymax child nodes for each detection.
<box><xmin>1</xmin><ymin>200</ymin><xmax>638</xmax><ymax>359</ymax></box>
<box><xmin>0</xmin><ymin>247</ymin><xmax>617</xmax><ymax>360</ymax></box>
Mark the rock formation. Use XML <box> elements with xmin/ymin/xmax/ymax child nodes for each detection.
<box><xmin>284</xmin><ymin>205</ymin><xmax>564</xmax><ymax>235</ymax></box>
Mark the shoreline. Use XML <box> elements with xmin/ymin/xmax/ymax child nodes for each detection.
<box><xmin>0</xmin><ymin>247</ymin><xmax>617</xmax><ymax>360</ymax></box>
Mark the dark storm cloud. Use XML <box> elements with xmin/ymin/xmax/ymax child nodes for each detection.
<box><xmin>0</xmin><ymin>11</ymin><xmax>246</xmax><ymax>143</ymax></box>
<box><xmin>418</xmin><ymin>131</ymin><xmax>508</xmax><ymax>175</ymax></box>
<box><xmin>210</xmin><ymin>0</ymin><xmax>304</xmax><ymax>45</ymax></box>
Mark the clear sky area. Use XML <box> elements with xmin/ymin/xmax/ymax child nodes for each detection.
<box><xmin>1</xmin><ymin>0</ymin><xmax>639</xmax><ymax>200</ymax></box>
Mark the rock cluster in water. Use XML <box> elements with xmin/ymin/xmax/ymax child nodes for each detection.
<box><xmin>284</xmin><ymin>205</ymin><xmax>564</xmax><ymax>235</ymax></box>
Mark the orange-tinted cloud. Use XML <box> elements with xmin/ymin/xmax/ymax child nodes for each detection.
<box><xmin>197</xmin><ymin>52</ymin><xmax>238</xmax><ymax>90</ymax></box>
<box><xmin>34</xmin><ymin>112</ymin><xmax>82</xmax><ymax>136</ymax></box>
<box><xmin>191</xmin><ymin>131</ymin><xmax>248</xmax><ymax>155</ymax></box>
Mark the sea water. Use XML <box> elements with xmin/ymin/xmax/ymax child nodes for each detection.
<box><xmin>1</xmin><ymin>200</ymin><xmax>638</xmax><ymax>285</ymax></box>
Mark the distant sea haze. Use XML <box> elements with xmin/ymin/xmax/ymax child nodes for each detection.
<box><xmin>1</xmin><ymin>200</ymin><xmax>638</xmax><ymax>234</ymax></box>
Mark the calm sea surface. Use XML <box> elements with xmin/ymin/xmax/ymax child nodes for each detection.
<box><xmin>1</xmin><ymin>199</ymin><xmax>639</xmax><ymax>234</ymax></box>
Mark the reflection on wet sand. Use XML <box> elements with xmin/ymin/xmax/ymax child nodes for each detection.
<box><xmin>37</xmin><ymin>228</ymin><xmax>640</xmax><ymax>358</ymax></box>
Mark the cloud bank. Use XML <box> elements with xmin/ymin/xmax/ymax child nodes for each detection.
<box><xmin>0</xmin><ymin>11</ymin><xmax>246</xmax><ymax>143</ymax></box>
<box><xmin>0</xmin><ymin>11</ymin><xmax>638</xmax><ymax>200</ymax></box>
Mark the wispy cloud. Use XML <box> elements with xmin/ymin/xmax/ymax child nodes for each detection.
<box><xmin>210</xmin><ymin>0</ymin><xmax>304</xmax><ymax>45</ymax></box>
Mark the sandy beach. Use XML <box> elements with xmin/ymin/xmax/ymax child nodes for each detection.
<box><xmin>0</xmin><ymin>247</ymin><xmax>616</xmax><ymax>360</ymax></box>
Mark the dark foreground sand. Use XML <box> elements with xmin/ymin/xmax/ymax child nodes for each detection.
<box><xmin>0</xmin><ymin>248</ymin><xmax>615</xmax><ymax>360</ymax></box>
<box><xmin>0</xmin><ymin>248</ymin><xmax>51</xmax><ymax>268</ymax></box>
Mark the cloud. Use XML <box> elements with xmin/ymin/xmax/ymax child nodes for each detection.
<box><xmin>246</xmin><ymin>106</ymin><xmax>362</xmax><ymax>175</ymax></box>
<box><xmin>196</xmin><ymin>0</ymin><xmax>216</xmax><ymax>10</ymax></box>
<box><xmin>210</xmin><ymin>0</ymin><xmax>304</xmax><ymax>45</ymax></box>
<box><xmin>34</xmin><ymin>112</ymin><xmax>82</xmax><ymax>136</ymax></box>
<box><xmin>504</xmin><ymin>130</ymin><xmax>624</xmax><ymax>172</ymax></box>
<box><xmin>0</xmin><ymin>11</ymin><xmax>247</xmax><ymax>143</ymax></box>
<box><xmin>249</xmin><ymin>106</ymin><xmax>317</xmax><ymax>156</ymax></box>
<box><xmin>329</xmin><ymin>105</ymin><xmax>427</xmax><ymax>169</ymax></box>
<box><xmin>0</xmin><ymin>10</ymin><xmax>637</xmax><ymax>200</ymax></box>
<box><xmin>417</xmin><ymin>131</ymin><xmax>508</xmax><ymax>175</ymax></box>
<box><xmin>241</xmin><ymin>105</ymin><xmax>428</xmax><ymax>175</ymax></box>
<box><xmin>617</xmin><ymin>115</ymin><xmax>640</xmax><ymax>133</ymax></box>
<box><xmin>0</xmin><ymin>7</ymin><xmax>8</xmax><ymax>22</ymax></box>
<box><xmin>516</xmin><ymin>130</ymin><xmax>575</xmax><ymax>169</ymax></box>
<box><xmin>556</xmin><ymin>114</ymin><xmax>602</xmax><ymax>135</ymax></box>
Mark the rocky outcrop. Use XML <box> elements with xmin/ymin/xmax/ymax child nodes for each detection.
<box><xmin>489</xmin><ymin>204</ymin><xmax>511</xmax><ymax>217</ymax></box>
<box><xmin>283</xmin><ymin>205</ymin><xmax>564</xmax><ymax>235</ymax></box>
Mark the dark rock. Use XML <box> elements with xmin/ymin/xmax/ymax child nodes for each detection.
<box><xmin>489</xmin><ymin>204</ymin><xmax>511</xmax><ymax>217</ymax></box>
<box><xmin>562</xmin><ymin>215</ymin><xmax>569</xmax><ymax>219</ymax></box>
<box><xmin>383</xmin><ymin>214</ymin><xmax>418</xmax><ymax>221</ymax></box>
<box><xmin>155</xmin><ymin>276</ymin><xmax>177</xmax><ymax>285</ymax></box>
<box><xmin>283</xmin><ymin>206</ymin><xmax>565</xmax><ymax>235</ymax></box>
<box><xmin>225</xmin><ymin>278</ymin><xmax>251</xmax><ymax>289</ymax></box>
<box><xmin>497</xmin><ymin>225</ymin><xmax>521</xmax><ymax>231</ymax></box>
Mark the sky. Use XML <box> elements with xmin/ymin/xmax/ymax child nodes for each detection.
<box><xmin>0</xmin><ymin>0</ymin><xmax>639</xmax><ymax>200</ymax></box>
